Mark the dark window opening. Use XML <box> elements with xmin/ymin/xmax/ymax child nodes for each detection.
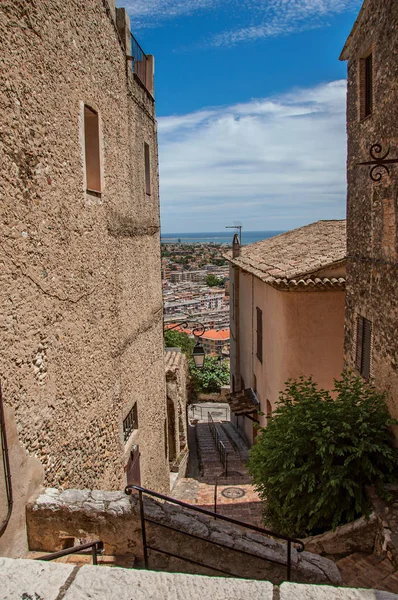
<box><xmin>256</xmin><ymin>306</ymin><xmax>263</xmax><ymax>363</ymax></box>
<box><xmin>355</xmin><ymin>316</ymin><xmax>372</xmax><ymax>379</ymax></box>
<box><xmin>84</xmin><ymin>105</ymin><xmax>101</xmax><ymax>193</ymax></box>
<box><xmin>123</xmin><ymin>403</ymin><xmax>138</xmax><ymax>443</ymax></box>
<box><xmin>360</xmin><ymin>52</ymin><xmax>373</xmax><ymax>119</ymax></box>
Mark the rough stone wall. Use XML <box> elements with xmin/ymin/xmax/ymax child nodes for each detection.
<box><xmin>165</xmin><ymin>351</ymin><xmax>188</xmax><ymax>463</ymax></box>
<box><xmin>343</xmin><ymin>0</ymin><xmax>398</xmax><ymax>428</ymax></box>
<box><xmin>0</xmin><ymin>0</ymin><xmax>168</xmax><ymax>555</ymax></box>
<box><xmin>26</xmin><ymin>488</ymin><xmax>342</xmax><ymax>586</ymax></box>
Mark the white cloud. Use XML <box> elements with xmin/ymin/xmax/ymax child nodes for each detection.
<box><xmin>158</xmin><ymin>80</ymin><xmax>348</xmax><ymax>232</ymax></box>
<box><xmin>210</xmin><ymin>0</ymin><xmax>360</xmax><ymax>47</ymax></box>
<box><xmin>122</xmin><ymin>0</ymin><xmax>361</xmax><ymax>47</ymax></box>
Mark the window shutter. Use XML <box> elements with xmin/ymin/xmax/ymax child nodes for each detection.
<box><xmin>361</xmin><ymin>319</ymin><xmax>372</xmax><ymax>379</ymax></box>
<box><xmin>365</xmin><ymin>53</ymin><xmax>373</xmax><ymax>117</ymax></box>
<box><xmin>256</xmin><ymin>307</ymin><xmax>263</xmax><ymax>363</ymax></box>
<box><xmin>355</xmin><ymin>316</ymin><xmax>364</xmax><ymax>371</ymax></box>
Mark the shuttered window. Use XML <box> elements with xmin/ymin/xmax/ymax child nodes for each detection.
<box><xmin>256</xmin><ymin>307</ymin><xmax>263</xmax><ymax>363</ymax></box>
<box><xmin>365</xmin><ymin>53</ymin><xmax>373</xmax><ymax>117</ymax></box>
<box><xmin>355</xmin><ymin>316</ymin><xmax>372</xmax><ymax>379</ymax></box>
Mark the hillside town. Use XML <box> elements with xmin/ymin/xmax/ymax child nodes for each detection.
<box><xmin>1</xmin><ymin>0</ymin><xmax>398</xmax><ymax>598</ymax></box>
<box><xmin>162</xmin><ymin>242</ymin><xmax>230</xmax><ymax>344</ymax></box>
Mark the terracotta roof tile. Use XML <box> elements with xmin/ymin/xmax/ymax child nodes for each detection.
<box><xmin>227</xmin><ymin>220</ymin><xmax>346</xmax><ymax>286</ymax></box>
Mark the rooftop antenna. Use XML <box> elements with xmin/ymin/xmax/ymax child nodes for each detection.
<box><xmin>225</xmin><ymin>223</ymin><xmax>242</xmax><ymax>245</ymax></box>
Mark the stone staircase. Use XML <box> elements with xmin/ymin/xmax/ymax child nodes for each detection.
<box><xmin>195</xmin><ymin>420</ymin><xmax>251</xmax><ymax>484</ymax></box>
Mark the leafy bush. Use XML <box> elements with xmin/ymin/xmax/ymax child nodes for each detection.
<box><xmin>164</xmin><ymin>329</ymin><xmax>194</xmax><ymax>356</ymax></box>
<box><xmin>190</xmin><ymin>356</ymin><xmax>230</xmax><ymax>394</ymax></box>
<box><xmin>248</xmin><ymin>373</ymin><xmax>398</xmax><ymax>537</ymax></box>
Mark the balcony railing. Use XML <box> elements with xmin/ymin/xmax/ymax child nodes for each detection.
<box><xmin>130</xmin><ymin>33</ymin><xmax>148</xmax><ymax>89</ymax></box>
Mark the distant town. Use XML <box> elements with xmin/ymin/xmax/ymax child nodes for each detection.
<box><xmin>162</xmin><ymin>242</ymin><xmax>230</xmax><ymax>355</ymax></box>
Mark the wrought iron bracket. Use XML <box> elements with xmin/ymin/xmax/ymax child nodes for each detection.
<box><xmin>357</xmin><ymin>143</ymin><xmax>398</xmax><ymax>182</ymax></box>
<box><xmin>165</xmin><ymin>321</ymin><xmax>205</xmax><ymax>338</ymax></box>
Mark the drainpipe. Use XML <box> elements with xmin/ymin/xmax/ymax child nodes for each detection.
<box><xmin>0</xmin><ymin>382</ymin><xmax>13</xmax><ymax>538</ymax></box>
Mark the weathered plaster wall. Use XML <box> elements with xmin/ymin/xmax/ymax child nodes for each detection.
<box><xmin>0</xmin><ymin>0</ymin><xmax>168</xmax><ymax>556</ymax></box>
<box><xmin>165</xmin><ymin>350</ymin><xmax>189</xmax><ymax>466</ymax></box>
<box><xmin>343</xmin><ymin>0</ymin><xmax>398</xmax><ymax>427</ymax></box>
<box><xmin>0</xmin><ymin>405</ymin><xmax>44</xmax><ymax>557</ymax></box>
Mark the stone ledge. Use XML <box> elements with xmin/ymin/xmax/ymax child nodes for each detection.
<box><xmin>1</xmin><ymin>558</ymin><xmax>398</xmax><ymax>600</ymax></box>
<box><xmin>0</xmin><ymin>558</ymin><xmax>273</xmax><ymax>600</ymax></box>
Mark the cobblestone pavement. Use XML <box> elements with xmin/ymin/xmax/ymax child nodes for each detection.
<box><xmin>337</xmin><ymin>552</ymin><xmax>398</xmax><ymax>593</ymax></box>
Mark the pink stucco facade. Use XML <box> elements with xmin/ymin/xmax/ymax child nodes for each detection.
<box><xmin>230</xmin><ymin>266</ymin><xmax>345</xmax><ymax>445</ymax></box>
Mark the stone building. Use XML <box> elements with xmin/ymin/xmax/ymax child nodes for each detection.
<box><xmin>0</xmin><ymin>0</ymin><xmax>169</xmax><ymax>556</ymax></box>
<box><xmin>340</xmin><ymin>0</ymin><xmax>398</xmax><ymax>432</ymax></box>
<box><xmin>164</xmin><ymin>350</ymin><xmax>189</xmax><ymax>475</ymax></box>
<box><xmin>227</xmin><ymin>222</ymin><xmax>346</xmax><ymax>445</ymax></box>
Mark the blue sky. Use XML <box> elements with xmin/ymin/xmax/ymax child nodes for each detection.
<box><xmin>120</xmin><ymin>0</ymin><xmax>363</xmax><ymax>232</ymax></box>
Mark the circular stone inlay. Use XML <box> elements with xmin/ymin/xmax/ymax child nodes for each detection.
<box><xmin>221</xmin><ymin>487</ymin><xmax>246</xmax><ymax>499</ymax></box>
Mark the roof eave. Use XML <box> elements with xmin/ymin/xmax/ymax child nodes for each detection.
<box><xmin>339</xmin><ymin>0</ymin><xmax>369</xmax><ymax>61</ymax></box>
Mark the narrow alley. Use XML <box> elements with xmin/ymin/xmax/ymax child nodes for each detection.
<box><xmin>172</xmin><ymin>404</ymin><xmax>263</xmax><ymax>526</ymax></box>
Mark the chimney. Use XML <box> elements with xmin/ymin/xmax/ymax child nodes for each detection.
<box><xmin>232</xmin><ymin>233</ymin><xmax>240</xmax><ymax>258</ymax></box>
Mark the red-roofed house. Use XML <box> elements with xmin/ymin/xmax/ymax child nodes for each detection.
<box><xmin>201</xmin><ymin>329</ymin><xmax>230</xmax><ymax>356</ymax></box>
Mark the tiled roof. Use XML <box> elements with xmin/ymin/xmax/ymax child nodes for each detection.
<box><xmin>227</xmin><ymin>220</ymin><xmax>346</xmax><ymax>288</ymax></box>
<box><xmin>228</xmin><ymin>388</ymin><xmax>260</xmax><ymax>415</ymax></box>
<box><xmin>165</xmin><ymin>349</ymin><xmax>186</xmax><ymax>373</ymax></box>
<box><xmin>201</xmin><ymin>329</ymin><xmax>230</xmax><ymax>341</ymax></box>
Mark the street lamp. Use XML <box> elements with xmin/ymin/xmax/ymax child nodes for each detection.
<box><xmin>164</xmin><ymin>321</ymin><xmax>206</xmax><ymax>370</ymax></box>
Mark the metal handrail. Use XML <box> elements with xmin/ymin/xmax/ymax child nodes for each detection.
<box><xmin>0</xmin><ymin>381</ymin><xmax>13</xmax><ymax>538</ymax></box>
<box><xmin>129</xmin><ymin>33</ymin><xmax>148</xmax><ymax>88</ymax></box>
<box><xmin>208</xmin><ymin>412</ymin><xmax>228</xmax><ymax>476</ymax></box>
<box><xmin>189</xmin><ymin>405</ymin><xmax>229</xmax><ymax>421</ymax></box>
<box><xmin>35</xmin><ymin>540</ymin><xmax>104</xmax><ymax>565</ymax></box>
<box><xmin>125</xmin><ymin>484</ymin><xmax>304</xmax><ymax>581</ymax></box>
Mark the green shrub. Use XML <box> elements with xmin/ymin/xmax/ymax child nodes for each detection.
<box><xmin>190</xmin><ymin>356</ymin><xmax>230</xmax><ymax>394</ymax></box>
<box><xmin>164</xmin><ymin>329</ymin><xmax>194</xmax><ymax>356</ymax></box>
<box><xmin>248</xmin><ymin>373</ymin><xmax>398</xmax><ymax>537</ymax></box>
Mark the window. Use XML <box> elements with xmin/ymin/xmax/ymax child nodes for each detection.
<box><xmin>144</xmin><ymin>142</ymin><xmax>151</xmax><ymax>195</ymax></box>
<box><xmin>123</xmin><ymin>403</ymin><xmax>138</xmax><ymax>443</ymax></box>
<box><xmin>253</xmin><ymin>373</ymin><xmax>257</xmax><ymax>393</ymax></box>
<box><xmin>360</xmin><ymin>52</ymin><xmax>373</xmax><ymax>119</ymax></box>
<box><xmin>256</xmin><ymin>307</ymin><xmax>263</xmax><ymax>363</ymax></box>
<box><xmin>355</xmin><ymin>316</ymin><xmax>372</xmax><ymax>379</ymax></box>
<box><xmin>84</xmin><ymin>105</ymin><xmax>101</xmax><ymax>194</ymax></box>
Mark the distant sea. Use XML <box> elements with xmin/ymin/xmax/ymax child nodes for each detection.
<box><xmin>161</xmin><ymin>231</ymin><xmax>284</xmax><ymax>246</ymax></box>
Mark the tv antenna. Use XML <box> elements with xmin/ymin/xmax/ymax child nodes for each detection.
<box><xmin>225</xmin><ymin>223</ymin><xmax>242</xmax><ymax>245</ymax></box>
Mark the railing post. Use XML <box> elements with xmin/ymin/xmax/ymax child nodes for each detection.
<box><xmin>92</xmin><ymin>543</ymin><xmax>98</xmax><ymax>566</ymax></box>
<box><xmin>287</xmin><ymin>540</ymin><xmax>291</xmax><ymax>581</ymax></box>
<box><xmin>139</xmin><ymin>489</ymin><xmax>149</xmax><ymax>568</ymax></box>
<box><xmin>214</xmin><ymin>477</ymin><xmax>218</xmax><ymax>518</ymax></box>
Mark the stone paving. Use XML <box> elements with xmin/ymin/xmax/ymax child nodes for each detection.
<box><xmin>172</xmin><ymin>417</ymin><xmax>263</xmax><ymax>527</ymax></box>
<box><xmin>337</xmin><ymin>552</ymin><xmax>398</xmax><ymax>593</ymax></box>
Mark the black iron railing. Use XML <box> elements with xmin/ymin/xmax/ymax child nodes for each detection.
<box><xmin>130</xmin><ymin>33</ymin><xmax>147</xmax><ymax>88</ymax></box>
<box><xmin>189</xmin><ymin>404</ymin><xmax>230</xmax><ymax>421</ymax></box>
<box><xmin>35</xmin><ymin>540</ymin><xmax>104</xmax><ymax>565</ymax></box>
<box><xmin>0</xmin><ymin>381</ymin><xmax>13</xmax><ymax>539</ymax></box>
<box><xmin>125</xmin><ymin>484</ymin><xmax>304</xmax><ymax>581</ymax></box>
<box><xmin>208</xmin><ymin>412</ymin><xmax>228</xmax><ymax>476</ymax></box>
